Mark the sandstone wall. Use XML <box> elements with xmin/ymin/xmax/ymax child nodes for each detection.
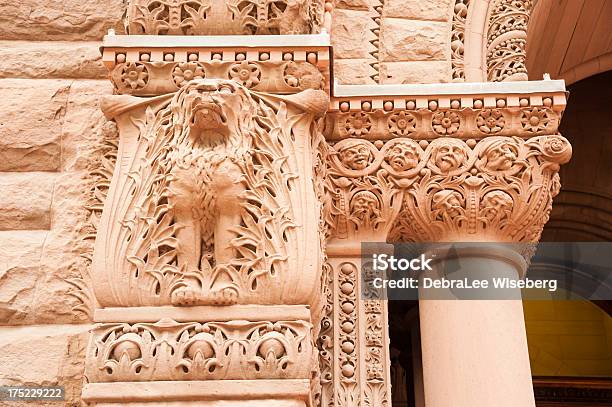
<box><xmin>0</xmin><ymin>1</ymin><xmax>124</xmax><ymax>404</ymax></box>
<box><xmin>331</xmin><ymin>0</ymin><xmax>454</xmax><ymax>84</ymax></box>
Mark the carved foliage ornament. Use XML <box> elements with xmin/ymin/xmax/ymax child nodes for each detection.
<box><xmin>451</xmin><ymin>0</ymin><xmax>470</xmax><ymax>81</ymax></box>
<box><xmin>126</xmin><ymin>0</ymin><xmax>324</xmax><ymax>35</ymax></box>
<box><xmin>317</xmin><ymin>261</ymin><xmax>390</xmax><ymax>407</ymax></box>
<box><xmin>487</xmin><ymin>0</ymin><xmax>532</xmax><ymax>82</ymax></box>
<box><xmin>93</xmin><ymin>79</ymin><xmax>328</xmax><ymax>307</ymax></box>
<box><xmin>325</xmin><ymin>135</ymin><xmax>571</xmax><ymax>242</ymax></box>
<box><xmin>85</xmin><ymin>318</ymin><xmax>313</xmax><ymax>382</ymax></box>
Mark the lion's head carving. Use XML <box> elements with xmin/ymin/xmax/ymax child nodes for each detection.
<box><xmin>166</xmin><ymin>79</ymin><xmax>259</xmax><ymax>154</ymax></box>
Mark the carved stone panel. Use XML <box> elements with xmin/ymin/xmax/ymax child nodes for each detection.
<box><xmin>92</xmin><ymin>79</ymin><xmax>328</xmax><ymax>308</ymax></box>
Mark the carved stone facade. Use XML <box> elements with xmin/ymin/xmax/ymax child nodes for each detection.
<box><xmin>0</xmin><ymin>0</ymin><xmax>585</xmax><ymax>406</ymax></box>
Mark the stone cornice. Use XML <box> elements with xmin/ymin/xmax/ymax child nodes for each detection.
<box><xmin>100</xmin><ymin>33</ymin><xmax>331</xmax><ymax>96</ymax></box>
<box><xmin>326</xmin><ymin>80</ymin><xmax>566</xmax><ymax>141</ymax></box>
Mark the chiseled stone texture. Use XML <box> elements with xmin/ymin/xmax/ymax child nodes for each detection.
<box><xmin>0</xmin><ymin>231</ymin><xmax>47</xmax><ymax>323</ymax></box>
<box><xmin>0</xmin><ymin>176</ymin><xmax>93</xmax><ymax>325</ymax></box>
<box><xmin>334</xmin><ymin>59</ymin><xmax>378</xmax><ymax>84</ymax></box>
<box><xmin>334</xmin><ymin>0</ymin><xmax>375</xmax><ymax>11</ymax></box>
<box><xmin>0</xmin><ymin>324</ymin><xmax>90</xmax><ymax>406</ymax></box>
<box><xmin>383</xmin><ymin>0</ymin><xmax>451</xmax><ymax>21</ymax></box>
<box><xmin>380</xmin><ymin>61</ymin><xmax>452</xmax><ymax>84</ymax></box>
<box><xmin>0</xmin><ymin>79</ymin><xmax>70</xmax><ymax>172</ymax></box>
<box><xmin>60</xmin><ymin>80</ymin><xmax>114</xmax><ymax>171</ymax></box>
<box><xmin>0</xmin><ymin>173</ymin><xmax>56</xmax><ymax>231</ymax></box>
<box><xmin>0</xmin><ymin>0</ymin><xmax>125</xmax><ymax>40</ymax></box>
<box><xmin>0</xmin><ymin>41</ymin><xmax>107</xmax><ymax>79</ymax></box>
<box><xmin>0</xmin><ymin>79</ymin><xmax>113</xmax><ymax>326</ymax></box>
<box><xmin>331</xmin><ymin>9</ymin><xmax>376</xmax><ymax>59</ymax></box>
<box><xmin>380</xmin><ymin>18</ymin><xmax>448</xmax><ymax>62</ymax></box>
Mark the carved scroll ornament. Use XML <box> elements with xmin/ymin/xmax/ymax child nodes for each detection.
<box><xmin>325</xmin><ymin>134</ymin><xmax>572</xmax><ymax>242</ymax></box>
<box><xmin>92</xmin><ymin>79</ymin><xmax>328</xmax><ymax>308</ymax></box>
<box><xmin>127</xmin><ymin>0</ymin><xmax>324</xmax><ymax>35</ymax></box>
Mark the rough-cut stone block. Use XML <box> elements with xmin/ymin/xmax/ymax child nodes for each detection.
<box><xmin>334</xmin><ymin>59</ymin><xmax>378</xmax><ymax>84</ymax></box>
<box><xmin>380</xmin><ymin>61</ymin><xmax>452</xmax><ymax>84</ymax></box>
<box><xmin>0</xmin><ymin>81</ymin><xmax>113</xmax><ymax>325</ymax></box>
<box><xmin>0</xmin><ymin>173</ymin><xmax>57</xmax><ymax>231</ymax></box>
<box><xmin>331</xmin><ymin>9</ymin><xmax>376</xmax><ymax>59</ymax></box>
<box><xmin>334</xmin><ymin>0</ymin><xmax>376</xmax><ymax>11</ymax></box>
<box><xmin>0</xmin><ymin>0</ymin><xmax>125</xmax><ymax>40</ymax></box>
<box><xmin>32</xmin><ymin>170</ymin><xmax>94</xmax><ymax>325</ymax></box>
<box><xmin>0</xmin><ymin>324</ymin><xmax>90</xmax><ymax>405</ymax></box>
<box><xmin>380</xmin><ymin>18</ymin><xmax>448</xmax><ymax>61</ymax></box>
<box><xmin>0</xmin><ymin>231</ymin><xmax>47</xmax><ymax>323</ymax></box>
<box><xmin>383</xmin><ymin>0</ymin><xmax>450</xmax><ymax>21</ymax></box>
<box><xmin>0</xmin><ymin>174</ymin><xmax>94</xmax><ymax>326</ymax></box>
<box><xmin>0</xmin><ymin>79</ymin><xmax>71</xmax><ymax>172</ymax></box>
<box><xmin>0</xmin><ymin>41</ymin><xmax>107</xmax><ymax>79</ymax></box>
<box><xmin>61</xmin><ymin>80</ymin><xmax>114</xmax><ymax>171</ymax></box>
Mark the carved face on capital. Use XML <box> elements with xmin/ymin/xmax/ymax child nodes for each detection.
<box><xmin>432</xmin><ymin>190</ymin><xmax>463</xmax><ymax>220</ymax></box>
<box><xmin>385</xmin><ymin>141</ymin><xmax>420</xmax><ymax>172</ymax></box>
<box><xmin>481</xmin><ymin>190</ymin><xmax>513</xmax><ymax>222</ymax></box>
<box><xmin>337</xmin><ymin>141</ymin><xmax>372</xmax><ymax>170</ymax></box>
<box><xmin>481</xmin><ymin>141</ymin><xmax>518</xmax><ymax>171</ymax></box>
<box><xmin>432</xmin><ymin>143</ymin><xmax>467</xmax><ymax>173</ymax></box>
<box><xmin>350</xmin><ymin>190</ymin><xmax>380</xmax><ymax>221</ymax></box>
<box><xmin>186</xmin><ymin>80</ymin><xmax>245</xmax><ymax>136</ymax></box>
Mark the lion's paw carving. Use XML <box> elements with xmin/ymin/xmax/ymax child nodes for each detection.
<box><xmin>171</xmin><ymin>286</ymin><xmax>239</xmax><ymax>306</ymax></box>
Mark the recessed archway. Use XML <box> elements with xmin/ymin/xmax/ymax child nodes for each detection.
<box><xmin>527</xmin><ymin>0</ymin><xmax>612</xmax><ymax>84</ymax></box>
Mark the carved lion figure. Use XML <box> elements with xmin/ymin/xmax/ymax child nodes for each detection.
<box><xmin>163</xmin><ymin>79</ymin><xmax>255</xmax><ymax>305</ymax></box>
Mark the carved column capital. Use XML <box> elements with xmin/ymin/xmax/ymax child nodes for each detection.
<box><xmin>325</xmin><ymin>134</ymin><xmax>571</xmax><ymax>243</ymax></box>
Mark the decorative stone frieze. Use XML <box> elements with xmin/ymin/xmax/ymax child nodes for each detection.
<box><xmin>126</xmin><ymin>0</ymin><xmax>325</xmax><ymax>35</ymax></box>
<box><xmin>85</xmin><ymin>318</ymin><xmax>313</xmax><ymax>382</ymax></box>
<box><xmin>324</xmin><ymin>134</ymin><xmax>571</xmax><ymax>242</ymax></box>
<box><xmin>101</xmin><ymin>34</ymin><xmax>331</xmax><ymax>95</ymax></box>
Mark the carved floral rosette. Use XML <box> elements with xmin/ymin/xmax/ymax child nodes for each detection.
<box><xmin>110</xmin><ymin>60</ymin><xmax>327</xmax><ymax>96</ymax></box>
<box><xmin>126</xmin><ymin>0</ymin><xmax>325</xmax><ymax>35</ymax></box>
<box><xmin>325</xmin><ymin>134</ymin><xmax>572</xmax><ymax>242</ymax></box>
<box><xmin>92</xmin><ymin>79</ymin><xmax>328</xmax><ymax>308</ymax></box>
<box><xmin>85</xmin><ymin>318</ymin><xmax>314</xmax><ymax>382</ymax></box>
<box><xmin>327</xmin><ymin>105</ymin><xmax>561</xmax><ymax>141</ymax></box>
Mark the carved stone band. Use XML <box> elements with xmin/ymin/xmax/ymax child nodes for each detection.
<box><xmin>85</xmin><ymin>318</ymin><xmax>314</xmax><ymax>383</ymax></box>
<box><xmin>325</xmin><ymin>135</ymin><xmax>572</xmax><ymax>242</ymax></box>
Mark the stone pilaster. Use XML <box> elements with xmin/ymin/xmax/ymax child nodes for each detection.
<box><xmin>83</xmin><ymin>67</ymin><xmax>330</xmax><ymax>404</ymax></box>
